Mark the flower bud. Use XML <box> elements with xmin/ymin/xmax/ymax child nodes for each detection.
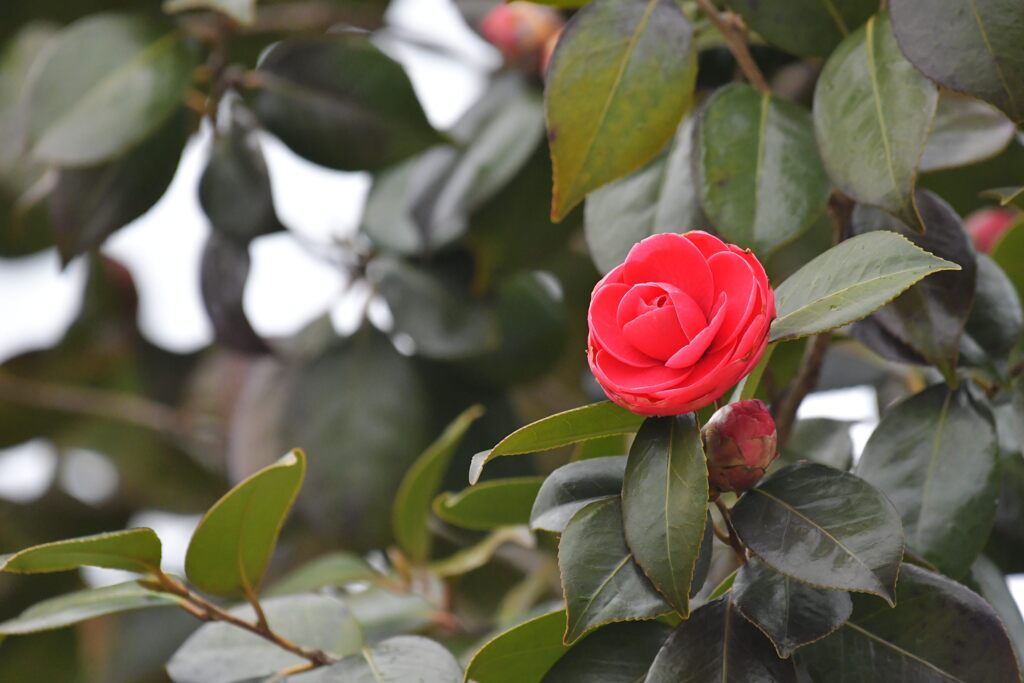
<box><xmin>480</xmin><ymin>3</ymin><xmax>564</xmax><ymax>72</ymax></box>
<box><xmin>965</xmin><ymin>207</ymin><xmax>1017</xmax><ymax>253</ymax></box>
<box><xmin>702</xmin><ymin>400</ymin><xmax>778</xmax><ymax>494</ymax></box>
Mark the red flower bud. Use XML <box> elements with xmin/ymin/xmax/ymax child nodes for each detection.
<box><xmin>703</xmin><ymin>400</ymin><xmax>778</xmax><ymax>494</ymax></box>
<box><xmin>480</xmin><ymin>3</ymin><xmax>564</xmax><ymax>72</ymax></box>
<box><xmin>965</xmin><ymin>207</ymin><xmax>1017</xmax><ymax>254</ymax></box>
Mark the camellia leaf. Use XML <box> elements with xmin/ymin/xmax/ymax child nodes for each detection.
<box><xmin>545</xmin><ymin>0</ymin><xmax>698</xmax><ymax>221</ymax></box>
<box><xmin>392</xmin><ymin>404</ymin><xmax>484</xmax><ymax>563</ymax></box>
<box><xmin>184</xmin><ymin>449</ymin><xmax>306</xmax><ymax>596</ymax></box>
<box><xmin>530</xmin><ymin>456</ymin><xmax>626</xmax><ymax>534</ymax></box>
<box><xmin>697</xmin><ymin>83</ymin><xmax>831</xmax><ymax>256</ymax></box>
<box><xmin>732</xmin><ymin>557</ymin><xmax>853</xmax><ymax>658</ymax></box>
<box><xmin>265</xmin><ymin>552</ymin><xmax>376</xmax><ymax>597</ymax></box>
<box><xmin>993</xmin><ymin>219</ymin><xmax>1024</xmax><ymax>304</ymax></box>
<box><xmin>464</xmin><ymin>610</ymin><xmax>571</xmax><ymax>683</ymax></box>
<box><xmin>559</xmin><ymin>498</ymin><xmax>670</xmax><ymax>643</ymax></box>
<box><xmin>200</xmin><ymin>231</ymin><xmax>269</xmax><ymax>355</ymax></box>
<box><xmin>645</xmin><ymin>595</ymin><xmax>797</xmax><ymax>682</ymax></box>
<box><xmin>971</xmin><ymin>555</ymin><xmax>1024</xmax><ymax>666</ymax></box>
<box><xmin>779</xmin><ymin>418</ymin><xmax>854</xmax><ymax>471</ymax></box>
<box><xmin>0</xmin><ymin>581</ymin><xmax>181</xmax><ymax>635</ymax></box>
<box><xmin>890</xmin><ymin>0</ymin><xmax>1024</xmax><ymax>124</ymax></box>
<box><xmin>962</xmin><ymin>253</ymin><xmax>1024</xmax><ymax>362</ymax></box>
<box><xmin>621</xmin><ymin>415</ymin><xmax>708</xmax><ymax>616</ymax></box>
<box><xmin>813</xmin><ymin>12</ymin><xmax>938</xmax><ymax>231</ymax></box>
<box><xmin>769</xmin><ymin>231</ymin><xmax>960</xmax><ymax>342</ymax></box>
<box><xmin>430</xmin><ymin>527</ymin><xmax>535</xmax><ymax>579</ymax></box>
<box><xmin>856</xmin><ymin>384</ymin><xmax>998</xmax><ymax>578</ymax></box>
<box><xmin>22</xmin><ymin>13</ymin><xmax>195</xmax><ymax>165</ymax></box>
<box><xmin>800</xmin><ymin>564</ymin><xmax>1022</xmax><ymax>682</ymax></box>
<box><xmin>984</xmin><ymin>186</ymin><xmax>1024</xmax><ymax>211</ymax></box>
<box><xmin>314</xmin><ymin>636</ymin><xmax>462</xmax><ymax>682</ymax></box>
<box><xmin>731</xmin><ymin>463</ymin><xmax>904</xmax><ymax>603</ymax></box>
<box><xmin>0</xmin><ymin>528</ymin><xmax>162</xmax><ymax>574</ymax></box>
<box><xmin>251</xmin><ymin>35</ymin><xmax>441</xmax><ymax>171</ymax></box>
<box><xmin>724</xmin><ymin>0</ymin><xmax>875</xmax><ymax>57</ymax></box>
<box><xmin>920</xmin><ymin>92</ymin><xmax>1017</xmax><ymax>172</ymax></box>
<box><xmin>542</xmin><ymin>621</ymin><xmax>672</xmax><ymax>682</ymax></box>
<box><xmin>433</xmin><ymin>477</ymin><xmax>543</xmax><ymax>531</ymax></box>
<box><xmin>469</xmin><ymin>402</ymin><xmax>643</xmax><ymax>485</ymax></box>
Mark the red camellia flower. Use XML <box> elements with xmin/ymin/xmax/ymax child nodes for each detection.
<box><xmin>587</xmin><ymin>231</ymin><xmax>775</xmax><ymax>416</ymax></box>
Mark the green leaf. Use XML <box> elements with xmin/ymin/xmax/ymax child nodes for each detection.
<box><xmin>800</xmin><ymin>564</ymin><xmax>1022</xmax><ymax>682</ymax></box>
<box><xmin>251</xmin><ymin>35</ymin><xmax>441</xmax><ymax>171</ymax></box>
<box><xmin>993</xmin><ymin>219</ymin><xmax>1024</xmax><ymax>305</ymax></box>
<box><xmin>559</xmin><ymin>498</ymin><xmax>670</xmax><ymax>644</ymax></box>
<box><xmin>265</xmin><ymin>552</ymin><xmax>377</xmax><ymax>597</ymax></box>
<box><xmin>23</xmin><ymin>13</ymin><xmax>195</xmax><ymax>165</ymax></box>
<box><xmin>697</xmin><ymin>83</ymin><xmax>831</xmax><ymax>256</ymax></box>
<box><xmin>724</xmin><ymin>0</ymin><xmax>876</xmax><ymax>57</ymax></box>
<box><xmin>732</xmin><ymin>558</ymin><xmax>852</xmax><ymax>658</ymax></box>
<box><xmin>813</xmin><ymin>12</ymin><xmax>938</xmax><ymax>230</ymax></box>
<box><xmin>780</xmin><ymin>418</ymin><xmax>854</xmax><ymax>471</ymax></box>
<box><xmin>0</xmin><ymin>528</ymin><xmax>161</xmax><ymax>574</ymax></box>
<box><xmin>621</xmin><ymin>415</ymin><xmax>708</xmax><ymax>616</ymax></box>
<box><xmin>645</xmin><ymin>595</ymin><xmax>798</xmax><ymax>682</ymax></box>
<box><xmin>545</xmin><ymin>0</ymin><xmax>697</xmax><ymax>221</ymax></box>
<box><xmin>584</xmin><ymin>114</ymin><xmax>704</xmax><ymax>273</ymax></box>
<box><xmin>167</xmin><ymin>594</ymin><xmax>363</xmax><ymax>683</ymax></box>
<box><xmin>313</xmin><ymin>636</ymin><xmax>462</xmax><ymax>682</ymax></box>
<box><xmin>393</xmin><ymin>404</ymin><xmax>484</xmax><ymax>563</ymax></box>
<box><xmin>346</xmin><ymin>587</ymin><xmax>441</xmax><ymax>643</ymax></box>
<box><xmin>921</xmin><ymin>92</ymin><xmax>1017</xmax><ymax>172</ymax></box>
<box><xmin>728</xmin><ymin>341</ymin><xmax>777</xmax><ymax>403</ymax></box>
<box><xmin>972</xmin><ymin>555</ymin><xmax>1024</xmax><ymax>666</ymax></box>
<box><xmin>200</xmin><ymin>231</ymin><xmax>269</xmax><ymax>354</ymax></box>
<box><xmin>184</xmin><ymin>449</ymin><xmax>305</xmax><ymax>596</ymax></box>
<box><xmin>769</xmin><ymin>231</ymin><xmax>960</xmax><ymax>342</ymax></box>
<box><xmin>464</xmin><ymin>610</ymin><xmax>570</xmax><ymax>683</ymax></box>
<box><xmin>731</xmin><ymin>463</ymin><xmax>904</xmax><ymax>603</ymax></box>
<box><xmin>470</xmin><ymin>402</ymin><xmax>643</xmax><ymax>485</ymax></box>
<box><xmin>433</xmin><ymin>477</ymin><xmax>543</xmax><ymax>531</ymax></box>
<box><xmin>963</xmin><ymin>253</ymin><xmax>1024</xmax><ymax>363</ymax></box>
<box><xmin>984</xmin><ymin>186</ymin><xmax>1024</xmax><ymax>211</ymax></box>
<box><xmin>890</xmin><ymin>0</ymin><xmax>1024</xmax><ymax>124</ymax></box>
<box><xmin>530</xmin><ymin>456</ymin><xmax>626</xmax><ymax>534</ymax></box>
<box><xmin>0</xmin><ymin>581</ymin><xmax>180</xmax><ymax>635</ymax></box>
<box><xmin>163</xmin><ymin>0</ymin><xmax>256</xmax><ymax>25</ymax></box>
<box><xmin>856</xmin><ymin>384</ymin><xmax>998</xmax><ymax>578</ymax></box>
<box><xmin>430</xmin><ymin>527</ymin><xmax>535</xmax><ymax>579</ymax></box>
<box><xmin>541</xmin><ymin>621</ymin><xmax>672</xmax><ymax>682</ymax></box>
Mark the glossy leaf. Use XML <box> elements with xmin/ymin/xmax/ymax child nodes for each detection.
<box><xmin>559</xmin><ymin>498</ymin><xmax>670</xmax><ymax>643</ymax></box>
<box><xmin>814</xmin><ymin>12</ymin><xmax>938</xmax><ymax>230</ymax></box>
<box><xmin>23</xmin><ymin>13</ymin><xmax>195</xmax><ymax>165</ymax></box>
<box><xmin>584</xmin><ymin>115</ymin><xmax>704</xmax><ymax>274</ymax></box>
<box><xmin>769</xmin><ymin>231</ymin><xmax>960</xmax><ymax>342</ymax></box>
<box><xmin>697</xmin><ymin>83</ymin><xmax>830</xmax><ymax>256</ymax></box>
<box><xmin>724</xmin><ymin>0</ymin><xmax>875</xmax><ymax>57</ymax></box>
<box><xmin>645</xmin><ymin>595</ymin><xmax>797</xmax><ymax>682</ymax></box>
<box><xmin>545</xmin><ymin>0</ymin><xmax>697</xmax><ymax>220</ymax></box>
<box><xmin>433</xmin><ymin>477</ymin><xmax>543</xmax><ymax>531</ymax></box>
<box><xmin>542</xmin><ymin>621</ymin><xmax>672</xmax><ymax>682</ymax></box>
<box><xmin>464</xmin><ymin>610</ymin><xmax>570</xmax><ymax>683</ymax></box>
<box><xmin>200</xmin><ymin>232</ymin><xmax>269</xmax><ymax>355</ymax></box>
<box><xmin>732</xmin><ymin>558</ymin><xmax>852</xmax><ymax>658</ymax></box>
<box><xmin>252</xmin><ymin>35</ymin><xmax>440</xmax><ymax>171</ymax></box>
<box><xmin>0</xmin><ymin>528</ymin><xmax>161</xmax><ymax>574</ymax></box>
<box><xmin>890</xmin><ymin>0</ymin><xmax>1024</xmax><ymax>123</ymax></box>
<box><xmin>963</xmin><ymin>253</ymin><xmax>1024</xmax><ymax>362</ymax></box>
<box><xmin>800</xmin><ymin>564</ymin><xmax>1022</xmax><ymax>682</ymax></box>
<box><xmin>621</xmin><ymin>415</ymin><xmax>708</xmax><ymax>616</ymax></box>
<box><xmin>920</xmin><ymin>92</ymin><xmax>1017</xmax><ymax>172</ymax></box>
<box><xmin>0</xmin><ymin>581</ymin><xmax>180</xmax><ymax>635</ymax></box>
<box><xmin>163</xmin><ymin>0</ymin><xmax>256</xmax><ymax>25</ymax></box>
<box><xmin>312</xmin><ymin>636</ymin><xmax>462</xmax><ymax>682</ymax></box>
<box><xmin>856</xmin><ymin>384</ymin><xmax>998</xmax><ymax>578</ymax></box>
<box><xmin>731</xmin><ymin>463</ymin><xmax>904</xmax><ymax>603</ymax></box>
<box><xmin>185</xmin><ymin>449</ymin><xmax>305</xmax><ymax>596</ymax></box>
<box><xmin>469</xmin><ymin>402</ymin><xmax>643</xmax><ymax>485</ymax></box>
<box><xmin>530</xmin><ymin>456</ymin><xmax>626</xmax><ymax>534</ymax></box>
<box><xmin>971</xmin><ymin>555</ymin><xmax>1024</xmax><ymax>666</ymax></box>
<box><xmin>780</xmin><ymin>418</ymin><xmax>854</xmax><ymax>471</ymax></box>
<box><xmin>265</xmin><ymin>552</ymin><xmax>377</xmax><ymax>597</ymax></box>
<box><xmin>393</xmin><ymin>404</ymin><xmax>484</xmax><ymax>563</ymax></box>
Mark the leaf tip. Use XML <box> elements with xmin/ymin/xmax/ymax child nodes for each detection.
<box><xmin>468</xmin><ymin>452</ymin><xmax>487</xmax><ymax>485</ymax></box>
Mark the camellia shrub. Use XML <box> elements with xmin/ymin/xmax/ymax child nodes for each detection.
<box><xmin>2</xmin><ymin>0</ymin><xmax>1024</xmax><ymax>681</ymax></box>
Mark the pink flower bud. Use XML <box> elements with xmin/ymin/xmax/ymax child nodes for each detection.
<box><xmin>965</xmin><ymin>207</ymin><xmax>1017</xmax><ymax>253</ymax></box>
<box><xmin>703</xmin><ymin>400</ymin><xmax>778</xmax><ymax>493</ymax></box>
<box><xmin>480</xmin><ymin>3</ymin><xmax>564</xmax><ymax>72</ymax></box>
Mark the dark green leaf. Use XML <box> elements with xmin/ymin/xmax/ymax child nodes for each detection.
<box><xmin>311</xmin><ymin>636</ymin><xmax>461</xmax><ymax>682</ymax></box>
<box><xmin>546</xmin><ymin>0</ymin><xmax>697</xmax><ymax>220</ymax></box>
<box><xmin>813</xmin><ymin>12</ymin><xmax>938</xmax><ymax>230</ymax></box>
<box><xmin>464</xmin><ymin>610</ymin><xmax>570</xmax><ymax>683</ymax></box>
<box><xmin>434</xmin><ymin>477</ymin><xmax>543</xmax><ymax>531</ymax></box>
<box><xmin>769</xmin><ymin>231</ymin><xmax>960</xmax><ymax>342</ymax></box>
<box><xmin>971</xmin><ymin>555</ymin><xmax>1024</xmax><ymax>666</ymax></box>
<box><xmin>732</xmin><ymin>558</ymin><xmax>852</xmax><ymax>658</ymax></box>
<box><xmin>920</xmin><ymin>92</ymin><xmax>1017</xmax><ymax>172</ymax></box>
<box><xmin>542</xmin><ymin>621</ymin><xmax>672</xmax><ymax>682</ymax></box>
<box><xmin>890</xmin><ymin>0</ymin><xmax>1024</xmax><ymax>123</ymax></box>
<box><xmin>265</xmin><ymin>552</ymin><xmax>376</xmax><ymax>597</ymax></box>
<box><xmin>622</xmin><ymin>415</ymin><xmax>708</xmax><ymax>616</ymax></box>
<box><xmin>200</xmin><ymin>232</ymin><xmax>269</xmax><ymax>354</ymax></box>
<box><xmin>963</xmin><ymin>253</ymin><xmax>1024</xmax><ymax>362</ymax></box>
<box><xmin>724</xmin><ymin>0</ymin><xmax>875</xmax><ymax>57</ymax></box>
<box><xmin>983</xmin><ymin>186</ymin><xmax>1024</xmax><ymax>211</ymax></box>
<box><xmin>800</xmin><ymin>564</ymin><xmax>1022</xmax><ymax>682</ymax></box>
<box><xmin>0</xmin><ymin>528</ymin><xmax>161</xmax><ymax>574</ymax></box>
<box><xmin>731</xmin><ymin>463</ymin><xmax>904</xmax><ymax>603</ymax></box>
<box><xmin>531</xmin><ymin>456</ymin><xmax>626</xmax><ymax>534</ymax></box>
<box><xmin>645</xmin><ymin>595</ymin><xmax>797</xmax><ymax>682</ymax></box>
<box><xmin>993</xmin><ymin>219</ymin><xmax>1024</xmax><ymax>305</ymax></box>
<box><xmin>560</xmin><ymin>498</ymin><xmax>670</xmax><ymax>643</ymax></box>
<box><xmin>697</xmin><ymin>83</ymin><xmax>830</xmax><ymax>256</ymax></box>
<box><xmin>856</xmin><ymin>384</ymin><xmax>998</xmax><ymax>578</ymax></box>
<box><xmin>185</xmin><ymin>449</ymin><xmax>305</xmax><ymax>596</ymax></box>
<box><xmin>470</xmin><ymin>402</ymin><xmax>643</xmax><ymax>485</ymax></box>
<box><xmin>23</xmin><ymin>13</ymin><xmax>195</xmax><ymax>165</ymax></box>
<box><xmin>780</xmin><ymin>418</ymin><xmax>854</xmax><ymax>471</ymax></box>
<box><xmin>252</xmin><ymin>35</ymin><xmax>440</xmax><ymax>171</ymax></box>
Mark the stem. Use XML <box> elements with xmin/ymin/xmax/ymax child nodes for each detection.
<box><xmin>772</xmin><ymin>332</ymin><xmax>832</xmax><ymax>449</ymax></box>
<box><xmin>694</xmin><ymin>0</ymin><xmax>771</xmax><ymax>94</ymax></box>
<box><xmin>713</xmin><ymin>498</ymin><xmax>748</xmax><ymax>565</ymax></box>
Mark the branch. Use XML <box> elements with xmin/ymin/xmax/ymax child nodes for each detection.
<box><xmin>713</xmin><ymin>498</ymin><xmax>748</xmax><ymax>565</ymax></box>
<box><xmin>772</xmin><ymin>332</ymin><xmax>832</xmax><ymax>449</ymax></box>
<box><xmin>694</xmin><ymin>0</ymin><xmax>771</xmax><ymax>94</ymax></box>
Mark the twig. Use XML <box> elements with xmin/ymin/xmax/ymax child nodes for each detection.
<box><xmin>693</xmin><ymin>0</ymin><xmax>771</xmax><ymax>94</ymax></box>
<box><xmin>713</xmin><ymin>498</ymin><xmax>747</xmax><ymax>565</ymax></box>
<box><xmin>772</xmin><ymin>332</ymin><xmax>831</xmax><ymax>448</ymax></box>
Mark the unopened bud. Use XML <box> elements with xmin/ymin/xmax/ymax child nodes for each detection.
<box><xmin>480</xmin><ymin>3</ymin><xmax>564</xmax><ymax>72</ymax></box>
<box><xmin>965</xmin><ymin>207</ymin><xmax>1017</xmax><ymax>253</ymax></box>
<box><xmin>703</xmin><ymin>400</ymin><xmax>778</xmax><ymax>494</ymax></box>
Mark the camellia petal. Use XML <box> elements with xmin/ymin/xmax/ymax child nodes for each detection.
<box><xmin>665</xmin><ymin>293</ymin><xmax>728</xmax><ymax>369</ymax></box>
<box><xmin>589</xmin><ymin>283</ymin><xmax>660</xmax><ymax>366</ymax></box>
<box><xmin>622</xmin><ymin>305</ymin><xmax>688</xmax><ymax>360</ymax></box>
<box><xmin>621</xmin><ymin>233</ymin><xmax>714</xmax><ymax>312</ymax></box>
<box><xmin>591</xmin><ymin>349</ymin><xmax>689</xmax><ymax>393</ymax></box>
<box><xmin>685</xmin><ymin>229</ymin><xmax>728</xmax><ymax>258</ymax></box>
<box><xmin>707</xmin><ymin>250</ymin><xmax>758</xmax><ymax>349</ymax></box>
